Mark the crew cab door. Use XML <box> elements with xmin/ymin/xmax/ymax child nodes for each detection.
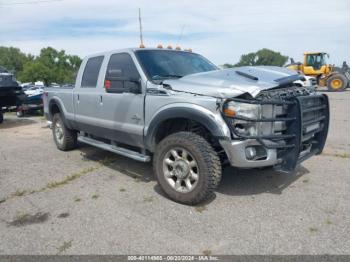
<box><xmin>96</xmin><ymin>52</ymin><xmax>145</xmax><ymax>148</ymax></box>
<box><xmin>74</xmin><ymin>55</ymin><xmax>105</xmax><ymax>134</ymax></box>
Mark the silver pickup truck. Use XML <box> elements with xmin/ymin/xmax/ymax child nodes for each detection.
<box><xmin>44</xmin><ymin>48</ymin><xmax>329</xmax><ymax>204</ymax></box>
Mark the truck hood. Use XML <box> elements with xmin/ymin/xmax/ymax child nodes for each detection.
<box><xmin>163</xmin><ymin>66</ymin><xmax>303</xmax><ymax>98</ymax></box>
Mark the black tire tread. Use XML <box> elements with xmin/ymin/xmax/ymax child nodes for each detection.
<box><xmin>153</xmin><ymin>131</ymin><xmax>222</xmax><ymax>205</ymax></box>
<box><xmin>52</xmin><ymin>113</ymin><xmax>77</xmax><ymax>151</ymax></box>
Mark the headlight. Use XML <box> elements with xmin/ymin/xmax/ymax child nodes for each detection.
<box><xmin>223</xmin><ymin>101</ymin><xmax>261</xmax><ymax>119</ymax></box>
<box><xmin>223</xmin><ymin>101</ymin><xmax>261</xmax><ymax>136</ymax></box>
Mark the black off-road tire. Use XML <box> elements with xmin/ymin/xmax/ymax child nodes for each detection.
<box><xmin>52</xmin><ymin>113</ymin><xmax>77</xmax><ymax>151</ymax></box>
<box><xmin>153</xmin><ymin>131</ymin><xmax>222</xmax><ymax>205</ymax></box>
<box><xmin>0</xmin><ymin>112</ymin><xmax>3</xmax><ymax>124</ymax></box>
<box><xmin>327</xmin><ymin>74</ymin><xmax>348</xmax><ymax>92</ymax></box>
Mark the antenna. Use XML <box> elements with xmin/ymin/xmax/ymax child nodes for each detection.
<box><xmin>176</xmin><ymin>25</ymin><xmax>186</xmax><ymax>46</ymax></box>
<box><xmin>138</xmin><ymin>8</ymin><xmax>145</xmax><ymax>48</ymax></box>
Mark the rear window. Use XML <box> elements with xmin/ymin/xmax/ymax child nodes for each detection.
<box><xmin>81</xmin><ymin>56</ymin><xmax>104</xmax><ymax>88</ymax></box>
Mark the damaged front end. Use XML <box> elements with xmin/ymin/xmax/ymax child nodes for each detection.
<box><xmin>221</xmin><ymin>86</ymin><xmax>329</xmax><ymax>172</ymax></box>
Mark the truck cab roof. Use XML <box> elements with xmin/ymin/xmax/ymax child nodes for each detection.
<box><xmin>83</xmin><ymin>47</ymin><xmax>196</xmax><ymax>59</ymax></box>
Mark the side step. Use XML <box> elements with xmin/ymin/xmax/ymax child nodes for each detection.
<box><xmin>77</xmin><ymin>136</ymin><xmax>151</xmax><ymax>162</ymax></box>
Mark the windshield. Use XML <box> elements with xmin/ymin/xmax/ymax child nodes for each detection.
<box><xmin>306</xmin><ymin>53</ymin><xmax>327</xmax><ymax>69</ymax></box>
<box><xmin>135</xmin><ymin>50</ymin><xmax>218</xmax><ymax>82</ymax></box>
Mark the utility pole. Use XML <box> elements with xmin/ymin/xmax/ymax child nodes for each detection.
<box><xmin>139</xmin><ymin>8</ymin><xmax>145</xmax><ymax>48</ymax></box>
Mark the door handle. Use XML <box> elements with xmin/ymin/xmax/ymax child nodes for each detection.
<box><xmin>131</xmin><ymin>114</ymin><xmax>141</xmax><ymax>121</ymax></box>
<box><xmin>99</xmin><ymin>95</ymin><xmax>103</xmax><ymax>105</ymax></box>
<box><xmin>77</xmin><ymin>94</ymin><xmax>80</xmax><ymax>103</ymax></box>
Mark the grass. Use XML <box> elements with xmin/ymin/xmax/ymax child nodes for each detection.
<box><xmin>202</xmin><ymin>250</ymin><xmax>212</xmax><ymax>256</ymax></box>
<box><xmin>1</xmin><ymin>159</ymin><xmax>109</xmax><ymax>204</ymax></box>
<box><xmin>13</xmin><ymin>189</ymin><xmax>27</xmax><ymax>197</ymax></box>
<box><xmin>0</xmin><ymin>154</ymin><xmax>123</xmax><ymax>209</ymax></box>
<box><xmin>309</xmin><ymin>227</ymin><xmax>318</xmax><ymax>233</ymax></box>
<box><xmin>334</xmin><ymin>153</ymin><xmax>350</xmax><ymax>159</ymax></box>
<box><xmin>119</xmin><ymin>188</ymin><xmax>126</xmax><ymax>192</ymax></box>
<box><xmin>46</xmin><ymin>167</ymin><xmax>97</xmax><ymax>189</ymax></box>
<box><xmin>91</xmin><ymin>194</ymin><xmax>99</xmax><ymax>200</ymax></box>
<box><xmin>73</xmin><ymin>197</ymin><xmax>81</xmax><ymax>202</ymax></box>
<box><xmin>323</xmin><ymin>152</ymin><xmax>350</xmax><ymax>159</ymax></box>
<box><xmin>143</xmin><ymin>196</ymin><xmax>153</xmax><ymax>202</ymax></box>
<box><xmin>195</xmin><ymin>205</ymin><xmax>207</xmax><ymax>213</ymax></box>
<box><xmin>14</xmin><ymin>212</ymin><xmax>29</xmax><ymax>223</ymax></box>
<box><xmin>56</xmin><ymin>240</ymin><xmax>72</xmax><ymax>254</ymax></box>
<box><xmin>326</xmin><ymin>219</ymin><xmax>332</xmax><ymax>225</ymax></box>
<box><xmin>1</xmin><ymin>166</ymin><xmax>100</xmax><ymax>205</ymax></box>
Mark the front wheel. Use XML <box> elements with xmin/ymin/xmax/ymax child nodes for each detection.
<box><xmin>153</xmin><ymin>132</ymin><xmax>222</xmax><ymax>205</ymax></box>
<box><xmin>52</xmin><ymin>113</ymin><xmax>77</xmax><ymax>151</ymax></box>
<box><xmin>0</xmin><ymin>111</ymin><xmax>3</xmax><ymax>124</ymax></box>
<box><xmin>327</xmin><ymin>74</ymin><xmax>348</xmax><ymax>92</ymax></box>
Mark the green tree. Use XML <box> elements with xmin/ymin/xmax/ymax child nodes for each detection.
<box><xmin>0</xmin><ymin>46</ymin><xmax>33</xmax><ymax>74</ymax></box>
<box><xmin>231</xmin><ymin>48</ymin><xmax>288</xmax><ymax>67</ymax></box>
<box><xmin>19</xmin><ymin>61</ymin><xmax>51</xmax><ymax>85</ymax></box>
<box><xmin>19</xmin><ymin>47</ymin><xmax>82</xmax><ymax>85</ymax></box>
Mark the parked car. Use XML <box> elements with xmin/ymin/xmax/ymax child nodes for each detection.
<box><xmin>43</xmin><ymin>48</ymin><xmax>329</xmax><ymax>204</ymax></box>
<box><xmin>294</xmin><ymin>75</ymin><xmax>317</xmax><ymax>87</ymax></box>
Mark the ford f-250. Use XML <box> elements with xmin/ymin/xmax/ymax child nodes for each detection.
<box><xmin>43</xmin><ymin>48</ymin><xmax>329</xmax><ymax>205</ymax></box>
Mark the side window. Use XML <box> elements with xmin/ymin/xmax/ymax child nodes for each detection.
<box><xmin>81</xmin><ymin>56</ymin><xmax>104</xmax><ymax>88</ymax></box>
<box><xmin>105</xmin><ymin>53</ymin><xmax>140</xmax><ymax>91</ymax></box>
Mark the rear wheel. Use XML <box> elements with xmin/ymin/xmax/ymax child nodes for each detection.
<box><xmin>327</xmin><ymin>74</ymin><xmax>348</xmax><ymax>91</ymax></box>
<box><xmin>0</xmin><ymin>111</ymin><xmax>3</xmax><ymax>124</ymax></box>
<box><xmin>153</xmin><ymin>132</ymin><xmax>222</xmax><ymax>205</ymax></box>
<box><xmin>52</xmin><ymin>113</ymin><xmax>77</xmax><ymax>151</ymax></box>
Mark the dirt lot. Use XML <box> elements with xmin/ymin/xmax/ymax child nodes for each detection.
<box><xmin>0</xmin><ymin>90</ymin><xmax>349</xmax><ymax>255</ymax></box>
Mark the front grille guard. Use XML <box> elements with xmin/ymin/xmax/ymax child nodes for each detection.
<box><xmin>223</xmin><ymin>94</ymin><xmax>329</xmax><ymax>172</ymax></box>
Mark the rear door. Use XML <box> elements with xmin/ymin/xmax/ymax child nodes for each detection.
<box><xmin>74</xmin><ymin>55</ymin><xmax>105</xmax><ymax>134</ymax></box>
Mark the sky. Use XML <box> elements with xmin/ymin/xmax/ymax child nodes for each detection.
<box><xmin>0</xmin><ymin>0</ymin><xmax>349</xmax><ymax>66</ymax></box>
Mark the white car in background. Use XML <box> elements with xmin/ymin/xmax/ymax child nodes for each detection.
<box><xmin>294</xmin><ymin>75</ymin><xmax>317</xmax><ymax>87</ymax></box>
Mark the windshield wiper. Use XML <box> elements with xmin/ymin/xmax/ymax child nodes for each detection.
<box><xmin>152</xmin><ymin>74</ymin><xmax>184</xmax><ymax>80</ymax></box>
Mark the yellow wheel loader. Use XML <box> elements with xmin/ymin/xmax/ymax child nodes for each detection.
<box><xmin>286</xmin><ymin>52</ymin><xmax>350</xmax><ymax>91</ymax></box>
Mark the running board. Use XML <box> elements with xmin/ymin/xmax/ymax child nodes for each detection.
<box><xmin>77</xmin><ymin>136</ymin><xmax>151</xmax><ymax>162</ymax></box>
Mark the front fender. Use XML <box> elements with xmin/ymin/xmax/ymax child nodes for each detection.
<box><xmin>145</xmin><ymin>104</ymin><xmax>231</xmax><ymax>152</ymax></box>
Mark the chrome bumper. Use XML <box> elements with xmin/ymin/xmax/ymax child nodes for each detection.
<box><xmin>220</xmin><ymin>139</ymin><xmax>278</xmax><ymax>168</ymax></box>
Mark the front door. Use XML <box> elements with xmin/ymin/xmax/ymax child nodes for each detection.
<box><xmin>96</xmin><ymin>52</ymin><xmax>145</xmax><ymax>148</ymax></box>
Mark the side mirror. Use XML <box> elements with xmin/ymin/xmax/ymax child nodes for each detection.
<box><xmin>105</xmin><ymin>76</ymin><xmax>142</xmax><ymax>94</ymax></box>
<box><xmin>127</xmin><ymin>77</ymin><xmax>142</xmax><ymax>94</ymax></box>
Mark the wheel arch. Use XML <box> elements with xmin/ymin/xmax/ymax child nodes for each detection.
<box><xmin>48</xmin><ymin>98</ymin><xmax>73</xmax><ymax>129</ymax></box>
<box><xmin>145</xmin><ymin>105</ymin><xmax>230</xmax><ymax>152</ymax></box>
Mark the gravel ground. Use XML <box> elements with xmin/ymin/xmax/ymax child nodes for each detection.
<box><xmin>0</xmin><ymin>90</ymin><xmax>349</xmax><ymax>255</ymax></box>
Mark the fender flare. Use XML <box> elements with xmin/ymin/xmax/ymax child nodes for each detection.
<box><xmin>48</xmin><ymin>98</ymin><xmax>73</xmax><ymax>129</ymax></box>
<box><xmin>145</xmin><ymin>106</ymin><xmax>230</xmax><ymax>152</ymax></box>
